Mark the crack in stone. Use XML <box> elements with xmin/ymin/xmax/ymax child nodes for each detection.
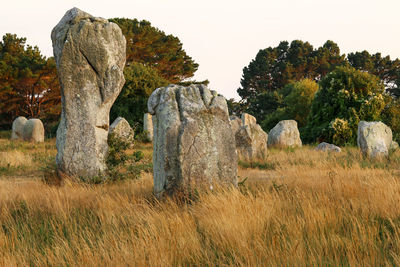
<box><xmin>175</xmin><ymin>86</ymin><xmax>184</xmax><ymax>124</ymax></box>
<box><xmin>96</xmin><ymin>124</ymin><xmax>109</xmax><ymax>131</ymax></box>
<box><xmin>80</xmin><ymin>48</ymin><xmax>104</xmax><ymax>102</ymax></box>
<box><xmin>186</xmin><ymin>135</ymin><xmax>201</xmax><ymax>157</ymax></box>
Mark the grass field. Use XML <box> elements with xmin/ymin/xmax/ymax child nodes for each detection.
<box><xmin>0</xmin><ymin>133</ymin><xmax>400</xmax><ymax>266</ymax></box>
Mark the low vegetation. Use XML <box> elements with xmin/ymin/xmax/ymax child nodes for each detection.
<box><xmin>0</xmin><ymin>134</ymin><xmax>400</xmax><ymax>265</ymax></box>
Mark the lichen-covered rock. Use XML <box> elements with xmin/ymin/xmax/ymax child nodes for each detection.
<box><xmin>143</xmin><ymin>113</ymin><xmax>153</xmax><ymax>141</ymax></box>
<box><xmin>229</xmin><ymin>116</ymin><xmax>242</xmax><ymax>136</ymax></box>
<box><xmin>357</xmin><ymin>121</ymin><xmax>392</xmax><ymax>158</ymax></box>
<box><xmin>52</xmin><ymin>8</ymin><xmax>126</xmax><ymax>178</ymax></box>
<box><xmin>268</xmin><ymin>120</ymin><xmax>302</xmax><ymax>148</ymax></box>
<box><xmin>234</xmin><ymin>113</ymin><xmax>268</xmax><ymax>161</ymax></box>
<box><xmin>148</xmin><ymin>84</ymin><xmax>237</xmax><ymax>197</ymax></box>
<box><xmin>390</xmin><ymin>141</ymin><xmax>399</xmax><ymax>151</ymax></box>
<box><xmin>109</xmin><ymin>117</ymin><xmax>134</xmax><ymax>144</ymax></box>
<box><xmin>11</xmin><ymin>116</ymin><xmax>27</xmax><ymax>140</ymax></box>
<box><xmin>242</xmin><ymin>113</ymin><xmax>257</xmax><ymax>127</ymax></box>
<box><xmin>315</xmin><ymin>142</ymin><xmax>341</xmax><ymax>152</ymax></box>
<box><xmin>22</xmin><ymin>119</ymin><xmax>44</xmax><ymax>142</ymax></box>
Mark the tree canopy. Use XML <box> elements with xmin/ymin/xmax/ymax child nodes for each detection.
<box><xmin>0</xmin><ymin>34</ymin><xmax>60</xmax><ymax>128</ymax></box>
<box><xmin>110</xmin><ymin>62</ymin><xmax>169</xmax><ymax>132</ymax></box>
<box><xmin>348</xmin><ymin>51</ymin><xmax>400</xmax><ymax>97</ymax></box>
<box><xmin>110</xmin><ymin>18</ymin><xmax>199</xmax><ymax>83</ymax></box>
<box><xmin>304</xmin><ymin>66</ymin><xmax>386</xmax><ymax>145</ymax></box>
<box><xmin>237</xmin><ymin>40</ymin><xmax>346</xmax><ymax>103</ymax></box>
<box><xmin>261</xmin><ymin>79</ymin><xmax>318</xmax><ymax>131</ymax></box>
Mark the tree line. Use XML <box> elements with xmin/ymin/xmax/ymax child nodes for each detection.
<box><xmin>1</xmin><ymin>19</ymin><xmax>399</xmax><ymax>144</ymax></box>
<box><xmin>233</xmin><ymin>40</ymin><xmax>400</xmax><ymax>144</ymax></box>
<box><xmin>0</xmin><ymin>18</ymin><xmax>200</xmax><ymax>134</ymax></box>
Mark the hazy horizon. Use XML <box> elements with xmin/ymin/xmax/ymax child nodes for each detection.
<box><xmin>1</xmin><ymin>0</ymin><xmax>400</xmax><ymax>100</ymax></box>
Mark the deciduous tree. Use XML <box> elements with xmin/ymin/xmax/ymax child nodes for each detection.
<box><xmin>0</xmin><ymin>34</ymin><xmax>60</xmax><ymax>128</ymax></box>
<box><xmin>110</xmin><ymin>18</ymin><xmax>198</xmax><ymax>83</ymax></box>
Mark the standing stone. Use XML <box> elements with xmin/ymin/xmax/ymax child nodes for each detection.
<box><xmin>357</xmin><ymin>121</ymin><xmax>393</xmax><ymax>158</ymax></box>
<box><xmin>242</xmin><ymin>113</ymin><xmax>257</xmax><ymax>127</ymax></box>
<box><xmin>229</xmin><ymin>116</ymin><xmax>242</xmax><ymax>136</ymax></box>
<box><xmin>268</xmin><ymin>120</ymin><xmax>302</xmax><ymax>148</ymax></box>
<box><xmin>51</xmin><ymin>8</ymin><xmax>126</xmax><ymax>178</ymax></box>
<box><xmin>11</xmin><ymin>116</ymin><xmax>27</xmax><ymax>140</ymax></box>
<box><xmin>143</xmin><ymin>113</ymin><xmax>153</xmax><ymax>141</ymax></box>
<box><xmin>390</xmin><ymin>141</ymin><xmax>399</xmax><ymax>151</ymax></box>
<box><xmin>22</xmin><ymin>119</ymin><xmax>44</xmax><ymax>142</ymax></box>
<box><xmin>109</xmin><ymin>117</ymin><xmax>134</xmax><ymax>144</ymax></box>
<box><xmin>315</xmin><ymin>142</ymin><xmax>341</xmax><ymax>152</ymax></box>
<box><xmin>234</xmin><ymin>113</ymin><xmax>268</xmax><ymax>161</ymax></box>
<box><xmin>148</xmin><ymin>84</ymin><xmax>237</xmax><ymax>197</ymax></box>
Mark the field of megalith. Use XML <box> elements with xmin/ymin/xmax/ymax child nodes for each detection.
<box><xmin>1</xmin><ymin>3</ymin><xmax>400</xmax><ymax>266</ymax></box>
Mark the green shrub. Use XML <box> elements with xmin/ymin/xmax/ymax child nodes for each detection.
<box><xmin>381</xmin><ymin>98</ymin><xmax>400</xmax><ymax>143</ymax></box>
<box><xmin>304</xmin><ymin>66</ymin><xmax>386</xmax><ymax>144</ymax></box>
<box><xmin>110</xmin><ymin>63</ymin><xmax>168</xmax><ymax>134</ymax></box>
<box><xmin>106</xmin><ymin>133</ymin><xmax>148</xmax><ymax>182</ymax></box>
<box><xmin>261</xmin><ymin>79</ymin><xmax>318</xmax><ymax>132</ymax></box>
<box><xmin>330</xmin><ymin>118</ymin><xmax>353</xmax><ymax>146</ymax></box>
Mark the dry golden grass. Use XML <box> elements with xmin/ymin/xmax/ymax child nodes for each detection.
<box><xmin>0</xmin><ymin>150</ymin><xmax>33</xmax><ymax>168</ymax></box>
<box><xmin>0</xmin><ymin>137</ymin><xmax>400</xmax><ymax>266</ymax></box>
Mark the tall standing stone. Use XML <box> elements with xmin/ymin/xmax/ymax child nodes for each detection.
<box><xmin>143</xmin><ymin>113</ymin><xmax>153</xmax><ymax>141</ymax></box>
<box><xmin>51</xmin><ymin>8</ymin><xmax>126</xmax><ymax>178</ymax></box>
<box><xmin>148</xmin><ymin>84</ymin><xmax>238</xmax><ymax>197</ymax></box>
<box><xmin>11</xmin><ymin>116</ymin><xmax>27</xmax><ymax>140</ymax></box>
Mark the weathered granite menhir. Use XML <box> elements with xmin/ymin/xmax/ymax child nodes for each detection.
<box><xmin>231</xmin><ymin>113</ymin><xmax>268</xmax><ymax>161</ymax></box>
<box><xmin>143</xmin><ymin>113</ymin><xmax>153</xmax><ymax>142</ymax></box>
<box><xmin>51</xmin><ymin>8</ymin><xmax>126</xmax><ymax>179</ymax></box>
<box><xmin>148</xmin><ymin>84</ymin><xmax>238</xmax><ymax>197</ymax></box>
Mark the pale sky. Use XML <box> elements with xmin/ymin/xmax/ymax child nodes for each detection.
<box><xmin>1</xmin><ymin>0</ymin><xmax>399</xmax><ymax>100</ymax></box>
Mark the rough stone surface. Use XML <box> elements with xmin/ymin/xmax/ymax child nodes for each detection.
<box><xmin>148</xmin><ymin>84</ymin><xmax>238</xmax><ymax>197</ymax></box>
<box><xmin>109</xmin><ymin>117</ymin><xmax>134</xmax><ymax>144</ymax></box>
<box><xmin>242</xmin><ymin>113</ymin><xmax>257</xmax><ymax>127</ymax></box>
<box><xmin>22</xmin><ymin>119</ymin><xmax>44</xmax><ymax>142</ymax></box>
<box><xmin>390</xmin><ymin>141</ymin><xmax>399</xmax><ymax>151</ymax></box>
<box><xmin>315</xmin><ymin>142</ymin><xmax>341</xmax><ymax>152</ymax></box>
<box><xmin>11</xmin><ymin>116</ymin><xmax>27</xmax><ymax>140</ymax></box>
<box><xmin>234</xmin><ymin>113</ymin><xmax>268</xmax><ymax>161</ymax></box>
<box><xmin>52</xmin><ymin>8</ymin><xmax>126</xmax><ymax>178</ymax></box>
<box><xmin>268</xmin><ymin>120</ymin><xmax>302</xmax><ymax>148</ymax></box>
<box><xmin>229</xmin><ymin>116</ymin><xmax>242</xmax><ymax>136</ymax></box>
<box><xmin>357</xmin><ymin>121</ymin><xmax>393</xmax><ymax>158</ymax></box>
<box><xmin>143</xmin><ymin>113</ymin><xmax>153</xmax><ymax>141</ymax></box>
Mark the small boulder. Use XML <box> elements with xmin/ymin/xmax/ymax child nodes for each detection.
<box><xmin>11</xmin><ymin>116</ymin><xmax>27</xmax><ymax>140</ymax></box>
<box><xmin>357</xmin><ymin>121</ymin><xmax>394</xmax><ymax>158</ymax></box>
<box><xmin>268</xmin><ymin>120</ymin><xmax>302</xmax><ymax>148</ymax></box>
<box><xmin>234</xmin><ymin>113</ymin><xmax>268</xmax><ymax>161</ymax></box>
<box><xmin>22</xmin><ymin>119</ymin><xmax>44</xmax><ymax>142</ymax></box>
<box><xmin>143</xmin><ymin>113</ymin><xmax>153</xmax><ymax>141</ymax></box>
<box><xmin>315</xmin><ymin>142</ymin><xmax>341</xmax><ymax>152</ymax></box>
<box><xmin>109</xmin><ymin>117</ymin><xmax>134</xmax><ymax>144</ymax></box>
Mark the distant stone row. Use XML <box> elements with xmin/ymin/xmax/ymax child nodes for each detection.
<box><xmin>44</xmin><ymin>8</ymin><xmax>398</xmax><ymax>198</ymax></box>
<box><xmin>11</xmin><ymin>117</ymin><xmax>44</xmax><ymax>142</ymax></box>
